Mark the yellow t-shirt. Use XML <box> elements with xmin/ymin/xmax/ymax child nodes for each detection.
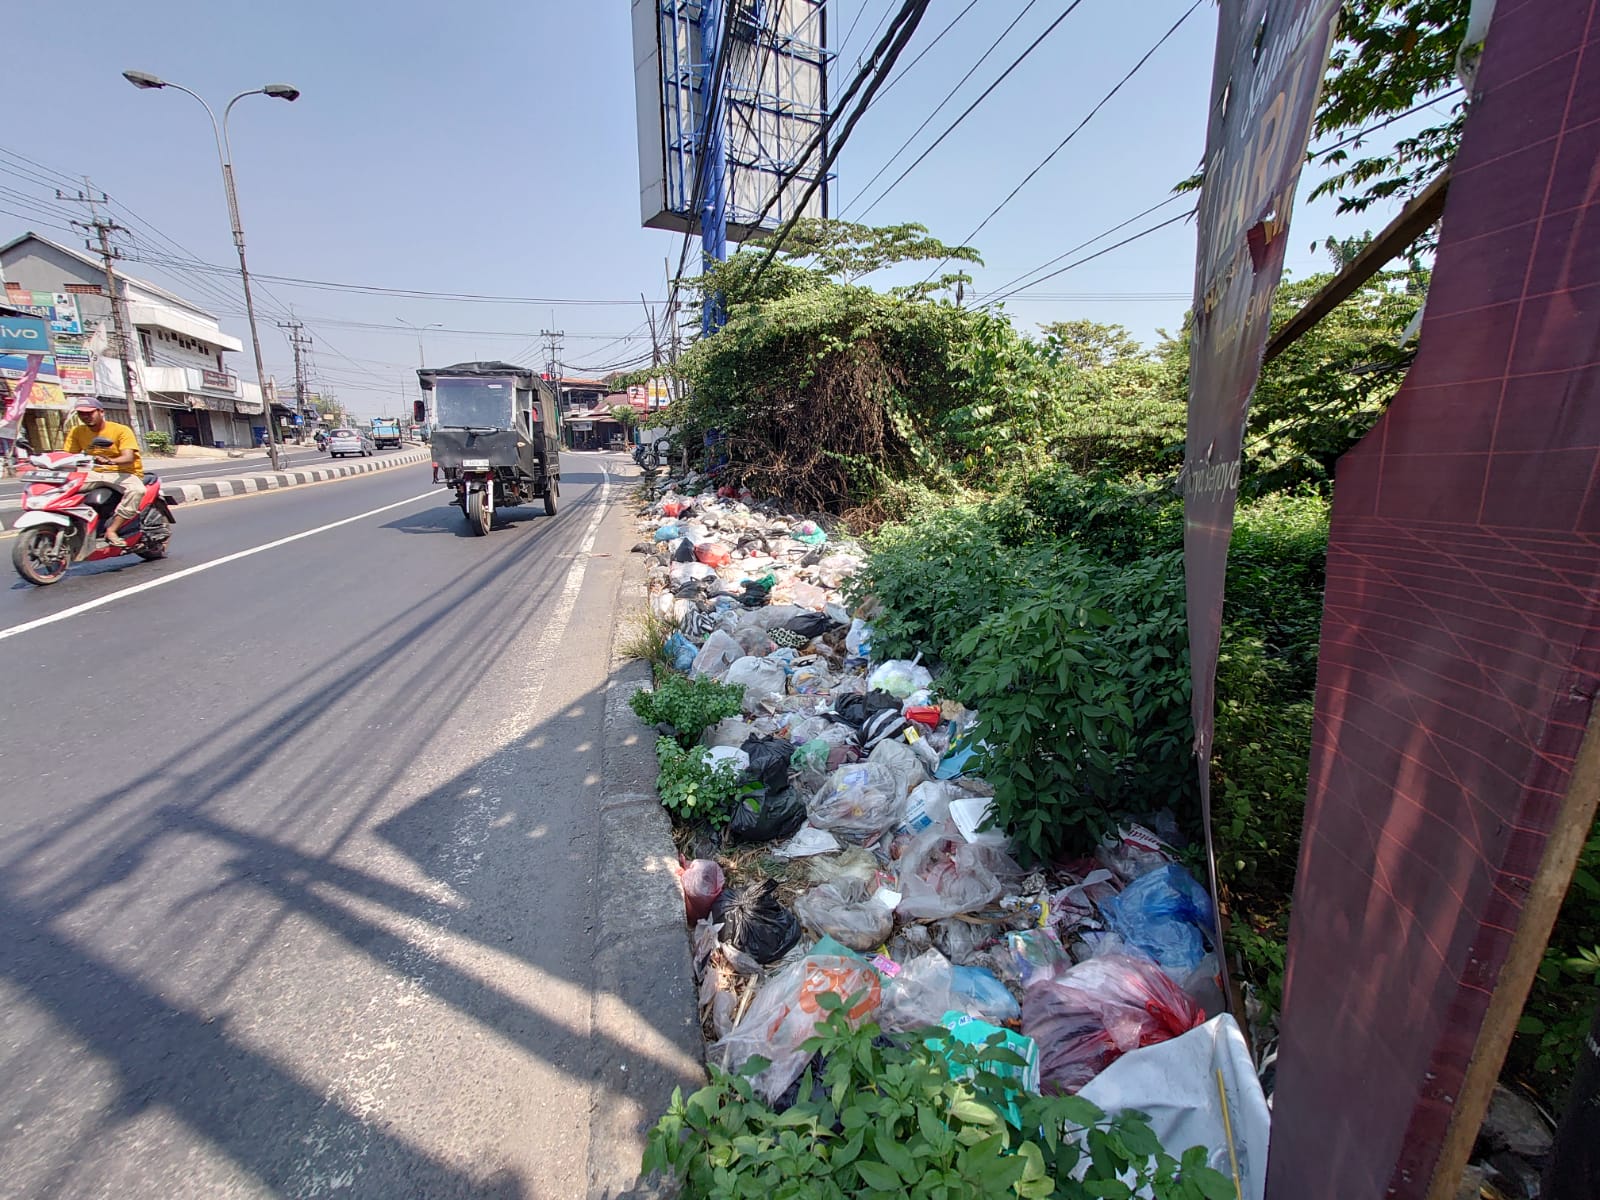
<box><xmin>65</xmin><ymin>420</ymin><xmax>142</xmax><ymax>478</ymax></box>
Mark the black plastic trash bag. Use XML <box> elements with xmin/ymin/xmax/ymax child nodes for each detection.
<box><xmin>833</xmin><ymin>689</ymin><xmax>904</xmax><ymax>730</ymax></box>
<box><xmin>741</xmin><ymin>735</ymin><xmax>793</xmax><ymax>792</ymax></box>
<box><xmin>783</xmin><ymin>611</ymin><xmax>836</xmax><ymax>639</ymax></box>
<box><xmin>713</xmin><ymin>879</ymin><xmax>802</xmax><ymax>964</ymax></box>
<box><xmin>672</xmin><ymin>538</ymin><xmax>697</xmax><ymax>563</ymax></box>
<box><xmin>727</xmin><ymin>786</ymin><xmax>807</xmax><ymax>843</ymax></box>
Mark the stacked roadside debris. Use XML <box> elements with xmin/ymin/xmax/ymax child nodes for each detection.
<box><xmin>630</xmin><ymin>472</ymin><xmax>1560</xmax><ymax>1200</ymax></box>
<box><xmin>629</xmin><ymin>472</ymin><xmax>1272</xmax><ymax>1194</ymax></box>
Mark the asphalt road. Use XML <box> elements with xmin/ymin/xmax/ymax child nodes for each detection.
<box><xmin>0</xmin><ymin>445</ymin><xmax>416</xmax><ymax>502</ymax></box>
<box><xmin>0</xmin><ymin>451</ymin><xmax>660</xmax><ymax>1198</ymax></box>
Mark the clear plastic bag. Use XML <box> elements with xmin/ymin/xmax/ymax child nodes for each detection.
<box><xmin>1000</xmin><ymin>928</ymin><xmax>1074</xmax><ymax>989</ymax></box>
<box><xmin>878</xmin><ymin>949</ymin><xmax>956</xmax><ymax>1033</ymax></box>
<box><xmin>674</xmin><ymin>858</ymin><xmax>725</xmax><ymax>924</ymax></box>
<box><xmin>867</xmin><ymin>738</ymin><xmax>928</xmax><ymax>807</ymax></box>
<box><xmin>793</xmin><ymin>881</ymin><xmax>895</xmax><ymax>952</ymax></box>
<box><xmin>1095</xmin><ymin>822</ymin><xmax>1172</xmax><ymax>884</ymax></box>
<box><xmin>723</xmin><ymin>656</ymin><xmax>788</xmax><ymax>712</ymax></box>
<box><xmin>867</xmin><ymin>657</ymin><xmax>934</xmax><ymax>700</ymax></box>
<box><xmin>900</xmin><ymin>781</ymin><xmax>958</xmax><ymax>835</ymax></box>
<box><xmin>710</xmin><ymin>954</ymin><xmax>883</xmax><ymax>1102</ymax></box>
<box><xmin>950</xmin><ymin>964</ymin><xmax>1021</xmax><ymax>1023</ymax></box>
<box><xmin>691</xmin><ymin>629</ymin><xmax>744</xmax><ymax>680</ymax></box>
<box><xmin>702</xmin><ymin>716</ymin><xmax>759</xmax><ymax>749</ymax></box>
<box><xmin>807</xmin><ymin>761</ymin><xmax>905</xmax><ymax>843</ymax></box>
<box><xmin>896</xmin><ymin>828</ymin><xmax>1004</xmax><ymax>920</ymax></box>
<box><xmin>808</xmin><ymin>845</ymin><xmax>882</xmax><ymax>889</ymax></box>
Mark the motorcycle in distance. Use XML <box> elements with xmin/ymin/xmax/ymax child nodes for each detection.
<box><xmin>10</xmin><ymin>437</ymin><xmax>179</xmax><ymax>586</ymax></box>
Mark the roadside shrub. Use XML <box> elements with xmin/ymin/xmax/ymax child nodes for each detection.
<box><xmin>643</xmin><ymin>999</ymin><xmax>1235</xmax><ymax>1200</ymax></box>
<box><xmin>144</xmin><ymin>430</ymin><xmax>173</xmax><ymax>455</ymax></box>
<box><xmin>1000</xmin><ymin>464</ymin><xmax>1183</xmax><ymax>564</ymax></box>
<box><xmin>654</xmin><ymin>737</ymin><xmax>753</xmax><ymax>829</ymax></box>
<box><xmin>951</xmin><ymin>550</ymin><xmax>1193</xmax><ymax>863</ymax></box>
<box><xmin>630</xmin><ymin>672</ymin><xmax>744</xmax><ymax>746</ymax></box>
<box><xmin>847</xmin><ymin>506</ymin><xmax>1051</xmax><ymax>663</ymax></box>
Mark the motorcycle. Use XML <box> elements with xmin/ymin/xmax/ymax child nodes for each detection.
<box><xmin>10</xmin><ymin>438</ymin><xmax>179</xmax><ymax>586</ymax></box>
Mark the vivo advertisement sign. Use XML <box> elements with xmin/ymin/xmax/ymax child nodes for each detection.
<box><xmin>0</xmin><ymin>316</ymin><xmax>50</xmax><ymax>354</ymax></box>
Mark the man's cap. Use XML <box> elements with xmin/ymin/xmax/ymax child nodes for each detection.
<box><xmin>73</xmin><ymin>397</ymin><xmax>105</xmax><ymax>411</ymax></box>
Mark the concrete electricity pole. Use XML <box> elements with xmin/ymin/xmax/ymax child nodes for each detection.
<box><xmin>278</xmin><ymin>319</ymin><xmax>311</xmax><ymax>428</ymax></box>
<box><xmin>63</xmin><ymin>184</ymin><xmax>147</xmax><ymax>447</ymax></box>
<box><xmin>541</xmin><ymin>328</ymin><xmax>565</xmax><ymax>407</ymax></box>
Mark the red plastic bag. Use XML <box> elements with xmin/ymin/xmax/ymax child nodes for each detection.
<box><xmin>1022</xmin><ymin>953</ymin><xmax>1204</xmax><ymax>1094</ymax></box>
<box><xmin>660</xmin><ymin>500</ymin><xmax>686</xmax><ymax>518</ymax></box>
<box><xmin>904</xmin><ymin>705</ymin><xmax>942</xmax><ymax>728</ymax></box>
<box><xmin>673</xmin><ymin>856</ymin><xmax>725</xmax><ymax>924</ymax></box>
<box><xmin>694</xmin><ymin>542</ymin><xmax>732</xmax><ymax>568</ymax></box>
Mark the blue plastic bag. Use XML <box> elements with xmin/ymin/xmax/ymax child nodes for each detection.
<box><xmin>1097</xmin><ymin>863</ymin><xmax>1215</xmax><ymax>977</ymax></box>
<box><xmin>934</xmin><ymin>726</ymin><xmax>981</xmax><ymax>779</ymax></box>
<box><xmin>663</xmin><ymin>631</ymin><xmax>698</xmax><ymax>673</ymax></box>
<box><xmin>950</xmin><ymin>965</ymin><xmax>1021</xmax><ymax>1023</ymax></box>
<box><xmin>653</xmin><ymin>524</ymin><xmax>681</xmax><ymax>542</ymax></box>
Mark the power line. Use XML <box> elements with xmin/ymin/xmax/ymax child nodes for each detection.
<box><xmin>868</xmin><ymin>0</ymin><xmax>986</xmax><ymax>104</ymax></box>
<box><xmin>840</xmin><ymin>0</ymin><xmax>1040</xmax><ymax>218</ymax></box>
<box><xmin>978</xmin><ymin>207</ymin><xmax>1195</xmax><ymax>309</ymax></box>
<box><xmin>1308</xmin><ymin>87</ymin><xmax>1466</xmax><ymax>161</ymax></box>
<box><xmin>749</xmin><ymin>0</ymin><xmax>933</xmax><ymax>282</ymax></box>
<box><xmin>116</xmin><ymin>250</ymin><xmax>663</xmax><ymax>307</ymax></box>
<box><xmin>978</xmin><ymin>192</ymin><xmax>1189</xmax><ymax>302</ymax></box>
<box><xmin>929</xmin><ymin>0</ymin><xmax>1204</xmax><ymax>277</ymax></box>
<box><xmin>852</xmin><ymin>0</ymin><xmax>1083</xmax><ymax>221</ymax></box>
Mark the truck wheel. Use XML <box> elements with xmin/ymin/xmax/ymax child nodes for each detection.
<box><xmin>544</xmin><ymin>479</ymin><xmax>558</xmax><ymax>516</ymax></box>
<box><xmin>467</xmin><ymin>488</ymin><xmax>492</xmax><ymax>535</ymax></box>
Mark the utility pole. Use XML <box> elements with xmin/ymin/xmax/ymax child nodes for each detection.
<box><xmin>643</xmin><ymin>293</ymin><xmax>662</xmax><ymax>369</ymax></box>
<box><xmin>540</xmin><ymin>327</ymin><xmax>565</xmax><ymax>407</ymax></box>
<box><xmin>63</xmin><ymin>182</ymin><xmax>147</xmax><ymax>447</ymax></box>
<box><xmin>277</xmin><ymin>319</ymin><xmax>312</xmax><ymax>431</ymax></box>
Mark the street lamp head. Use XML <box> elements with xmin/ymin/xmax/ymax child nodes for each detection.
<box><xmin>263</xmin><ymin>84</ymin><xmax>300</xmax><ymax>102</ymax></box>
<box><xmin>123</xmin><ymin>70</ymin><xmax>166</xmax><ymax>90</ymax></box>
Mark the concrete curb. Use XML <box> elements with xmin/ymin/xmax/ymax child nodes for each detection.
<box><xmin>0</xmin><ymin>448</ymin><xmax>430</xmax><ymax>530</ymax></box>
<box><xmin>588</xmin><ymin>481</ymin><xmax>705</xmax><ymax>1200</ymax></box>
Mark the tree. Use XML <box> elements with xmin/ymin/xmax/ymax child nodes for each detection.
<box><xmin>610</xmin><ymin>404</ymin><xmax>639</xmax><ymax>431</ymax></box>
<box><xmin>1038</xmin><ymin>320</ymin><xmax>1145</xmax><ymax>371</ymax></box>
<box><xmin>1310</xmin><ymin>0</ymin><xmax>1472</xmax><ymax>214</ymax></box>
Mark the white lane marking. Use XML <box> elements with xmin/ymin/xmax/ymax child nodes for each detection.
<box><xmin>0</xmin><ymin>490</ymin><xmax>440</xmax><ymax>644</ymax></box>
<box><xmin>288</xmin><ymin>465</ymin><xmax>613</xmax><ymax>1195</ymax></box>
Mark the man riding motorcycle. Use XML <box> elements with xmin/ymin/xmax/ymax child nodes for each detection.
<box><xmin>62</xmin><ymin>397</ymin><xmax>144</xmax><ymax>546</ymax></box>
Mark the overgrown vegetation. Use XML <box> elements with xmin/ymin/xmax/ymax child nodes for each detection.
<box><xmin>644</xmin><ymin>997</ymin><xmax>1235</xmax><ymax>1200</ymax></box>
<box><xmin>654</xmin><ymin>737</ymin><xmax>753</xmax><ymax>829</ymax></box>
<box><xmin>630</xmin><ymin>670</ymin><xmax>745</xmax><ymax>746</ymax></box>
<box><xmin>144</xmin><ymin>430</ymin><xmax>173</xmax><ymax>455</ymax></box>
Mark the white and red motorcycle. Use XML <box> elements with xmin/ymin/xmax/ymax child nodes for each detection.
<box><xmin>10</xmin><ymin>437</ymin><xmax>179</xmax><ymax>586</ymax></box>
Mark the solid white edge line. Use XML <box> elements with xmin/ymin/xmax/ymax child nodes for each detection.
<box><xmin>0</xmin><ymin>489</ymin><xmax>440</xmax><ymax>643</ymax></box>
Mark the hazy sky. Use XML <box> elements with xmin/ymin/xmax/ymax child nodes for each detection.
<box><xmin>0</xmin><ymin>0</ymin><xmax>1429</xmax><ymax>419</ymax></box>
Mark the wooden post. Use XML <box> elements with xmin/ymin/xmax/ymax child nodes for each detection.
<box><xmin>1424</xmin><ymin>704</ymin><xmax>1600</xmax><ymax>1200</ymax></box>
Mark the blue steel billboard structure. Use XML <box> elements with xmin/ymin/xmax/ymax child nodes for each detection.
<box><xmin>633</xmin><ymin>0</ymin><xmax>831</xmax><ymax>322</ymax></box>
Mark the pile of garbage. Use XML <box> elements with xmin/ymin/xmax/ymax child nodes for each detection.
<box><xmin>634</xmin><ymin>479</ymin><xmax>1269</xmax><ymax>1192</ymax></box>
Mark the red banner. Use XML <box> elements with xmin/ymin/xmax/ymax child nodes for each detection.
<box><xmin>1183</xmin><ymin>0</ymin><xmax>1340</xmax><ymax>912</ymax></box>
<box><xmin>1267</xmin><ymin>4</ymin><xmax>1600</xmax><ymax>1196</ymax></box>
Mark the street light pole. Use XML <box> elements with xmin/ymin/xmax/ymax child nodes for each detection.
<box><xmin>396</xmin><ymin>318</ymin><xmax>441</xmax><ymax>425</ymax></box>
<box><xmin>123</xmin><ymin>70</ymin><xmax>299</xmax><ymax>471</ymax></box>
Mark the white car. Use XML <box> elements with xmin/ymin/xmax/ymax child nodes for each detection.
<box><xmin>326</xmin><ymin>428</ymin><xmax>375</xmax><ymax>458</ymax></box>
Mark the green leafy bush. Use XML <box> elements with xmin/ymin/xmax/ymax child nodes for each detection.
<box><xmin>654</xmin><ymin>737</ymin><xmax>751</xmax><ymax>828</ymax></box>
<box><xmin>950</xmin><ymin>550</ymin><xmax>1193</xmax><ymax>863</ymax></box>
<box><xmin>630</xmin><ymin>671</ymin><xmax>745</xmax><ymax>746</ymax></box>
<box><xmin>643</xmin><ymin>998</ymin><xmax>1235</xmax><ymax>1200</ymax></box>
<box><xmin>144</xmin><ymin>430</ymin><xmax>173</xmax><ymax>455</ymax></box>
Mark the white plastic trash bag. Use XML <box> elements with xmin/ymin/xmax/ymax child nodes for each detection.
<box><xmin>690</xmin><ymin>630</ymin><xmax>744</xmax><ymax>681</ymax></box>
<box><xmin>723</xmin><ymin>656</ymin><xmax>788</xmax><ymax>713</ymax></box>
<box><xmin>1077</xmin><ymin>1014</ymin><xmax>1269</xmax><ymax>1200</ymax></box>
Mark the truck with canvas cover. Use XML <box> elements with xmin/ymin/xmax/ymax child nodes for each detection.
<box><xmin>417</xmin><ymin>361</ymin><xmax>561</xmax><ymax>535</ymax></box>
